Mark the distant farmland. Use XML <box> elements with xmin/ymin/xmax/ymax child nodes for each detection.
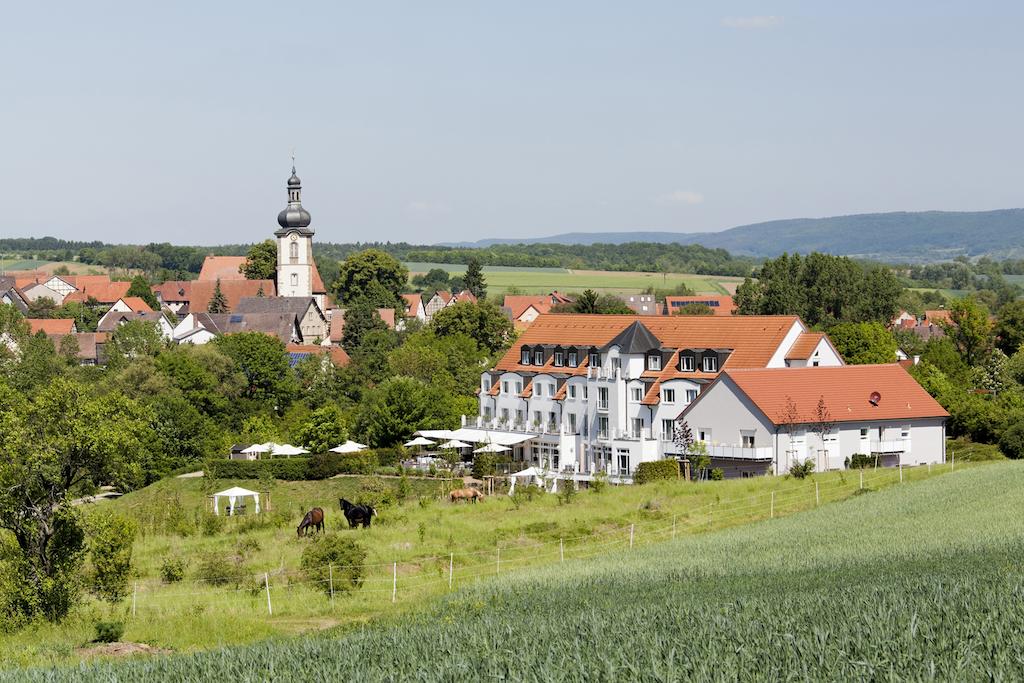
<box><xmin>404</xmin><ymin>262</ymin><xmax>740</xmax><ymax>295</ymax></box>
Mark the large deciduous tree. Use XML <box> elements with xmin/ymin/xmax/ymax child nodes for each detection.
<box><xmin>0</xmin><ymin>378</ymin><xmax>149</xmax><ymax>621</ymax></box>
<box><xmin>430</xmin><ymin>301</ymin><xmax>513</xmax><ymax>355</ymax></box>
<box><xmin>126</xmin><ymin>275</ymin><xmax>160</xmax><ymax>310</ymax></box>
<box><xmin>241</xmin><ymin>240</ymin><xmax>278</xmax><ymax>281</ymax></box>
<box><xmin>942</xmin><ymin>296</ymin><xmax>993</xmax><ymax>367</ymax></box>
<box><xmin>332</xmin><ymin>249</ymin><xmax>408</xmax><ymax>308</ymax></box>
<box><xmin>827</xmin><ymin>322</ymin><xmax>898</xmax><ymax>365</ymax></box>
<box><xmin>214</xmin><ymin>331</ymin><xmax>295</xmax><ymax>407</ymax></box>
<box><xmin>354</xmin><ymin>376</ymin><xmax>464</xmax><ymax>447</ymax></box>
<box><xmin>995</xmin><ymin>300</ymin><xmax>1024</xmax><ymax>356</ymax></box>
<box><xmin>341</xmin><ymin>297</ymin><xmax>390</xmax><ymax>352</ymax></box>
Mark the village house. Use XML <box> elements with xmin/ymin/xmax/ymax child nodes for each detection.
<box><xmin>401</xmin><ymin>293</ymin><xmax>426</xmax><ymax>322</ymax></box>
<box><xmin>27</xmin><ymin>318</ymin><xmax>77</xmax><ymax>336</ymax></box>
<box><xmin>173</xmin><ymin>311</ymin><xmax>304</xmax><ymax>345</ymax></box>
<box><xmin>663</xmin><ymin>295</ymin><xmax>735</xmax><ymax>316</ymax></box>
<box><xmin>0</xmin><ymin>278</ymin><xmax>29</xmax><ymax>313</ymax></box>
<box><xmin>677</xmin><ymin>364</ymin><xmax>948</xmax><ymax>478</ymax></box>
<box><xmin>234</xmin><ymin>296</ymin><xmax>328</xmax><ymax>342</ymax></box>
<box><xmin>473</xmin><ymin>313</ymin><xmax>843</xmax><ymax>483</ymax></box>
<box><xmin>624</xmin><ymin>294</ymin><xmax>658</xmax><ymax>315</ymax></box>
<box><xmin>97</xmin><ymin>310</ymin><xmax>175</xmax><ymax>340</ymax></box>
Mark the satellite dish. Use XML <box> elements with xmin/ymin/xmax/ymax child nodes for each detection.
<box><xmin>869</xmin><ymin>391</ymin><xmax>881</xmax><ymax>406</ymax></box>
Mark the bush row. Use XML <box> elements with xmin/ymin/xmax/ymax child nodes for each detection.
<box><xmin>204</xmin><ymin>448</ymin><xmax>406</xmax><ymax>481</ymax></box>
<box><xmin>634</xmin><ymin>459</ymin><xmax>680</xmax><ymax>484</ymax></box>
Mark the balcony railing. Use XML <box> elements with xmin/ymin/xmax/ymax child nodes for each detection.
<box><xmin>596</xmin><ymin>400</ymin><xmax>609</xmax><ymax>411</ymax></box>
<box><xmin>703</xmin><ymin>444</ymin><xmax>774</xmax><ymax>460</ymax></box>
<box><xmin>870</xmin><ymin>439</ymin><xmax>909</xmax><ymax>454</ymax></box>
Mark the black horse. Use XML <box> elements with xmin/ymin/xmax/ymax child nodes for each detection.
<box><xmin>340</xmin><ymin>498</ymin><xmax>377</xmax><ymax>528</ymax></box>
<box><xmin>297</xmin><ymin>507</ymin><xmax>325</xmax><ymax>537</ymax></box>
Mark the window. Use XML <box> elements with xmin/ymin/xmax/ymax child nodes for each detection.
<box><xmin>521</xmin><ymin>349</ymin><xmax>530</xmax><ymax>365</ymax></box>
<box><xmin>515</xmin><ymin>382</ymin><xmax>522</xmax><ymax>394</ymax></box>
<box><xmin>598</xmin><ymin>387</ymin><xmax>609</xmax><ymax>410</ymax></box>
<box><xmin>569</xmin><ymin>385</ymin><xmax>577</xmax><ymax>399</ymax></box>
<box><xmin>290</xmin><ymin>273</ymin><xmax>298</xmax><ymax>287</ymax></box>
<box><xmin>589</xmin><ymin>351</ymin><xmax>600</xmax><ymax>368</ymax></box>
<box><xmin>502</xmin><ymin>381</ymin><xmax>509</xmax><ymax>394</ymax></box>
<box><xmin>289</xmin><ymin>241</ymin><xmax>298</xmax><ymax>259</ymax></box>
<box><xmin>662</xmin><ymin>388</ymin><xmax>676</xmax><ymax>403</ymax></box>
<box><xmin>661</xmin><ymin>419</ymin><xmax>674</xmax><ymax>440</ymax></box>
<box><xmin>516</xmin><ymin>409</ymin><xmax>524</xmax><ymax>424</ymax></box>
<box><xmin>482</xmin><ymin>378</ymin><xmax>490</xmax><ymax>391</ymax></box>
<box><xmin>698</xmin><ymin>428</ymin><xmax>711</xmax><ymax>442</ymax></box>
<box><xmin>685</xmin><ymin>389</ymin><xmax>698</xmax><ymax>403</ymax></box>
<box><xmin>742</xmin><ymin>434</ymin><xmax>755</xmax><ymax>448</ymax></box>
<box><xmin>582</xmin><ymin>418</ymin><xmax>589</xmax><ymax>437</ymax></box>
<box><xmin>598</xmin><ymin>417</ymin><xmax>609</xmax><ymax>439</ymax></box>
<box><xmin>554</xmin><ymin>351</ymin><xmax>564</xmax><ymax>367</ymax></box>
<box><xmin>647</xmin><ymin>355</ymin><xmax>661</xmax><ymax>371</ymax></box>
<box><xmin>568</xmin><ymin>351</ymin><xmax>578</xmax><ymax>367</ymax></box>
<box><xmin>484</xmin><ymin>407</ymin><xmax>492</xmax><ymax>419</ymax></box>
<box><xmin>702</xmin><ymin>356</ymin><xmax>718</xmax><ymax>372</ymax></box>
<box><xmin>582</xmin><ymin>386</ymin><xmax>588</xmax><ymax>400</ymax></box>
<box><xmin>568</xmin><ymin>413</ymin><xmax>577</xmax><ymax>433</ymax></box>
<box><xmin>501</xmin><ymin>408</ymin><xmax>509</xmax><ymax>421</ymax></box>
<box><xmin>552</xmin><ymin>455</ymin><xmax>560</xmax><ymax>470</ymax></box>
<box><xmin>859</xmin><ymin>428</ymin><xmax>869</xmax><ymax>438</ymax></box>
<box><xmin>680</xmin><ymin>356</ymin><xmax>695</xmax><ymax>371</ymax></box>
<box><xmin>630</xmin><ymin>418</ymin><xmax>642</xmax><ymax>438</ymax></box>
<box><xmin>812</xmin><ymin>360</ymin><xmax>820</xmax><ymax>367</ymax></box>
<box><xmin>901</xmin><ymin>425</ymin><xmax>910</xmax><ymax>440</ymax></box>
<box><xmin>548</xmin><ymin>411</ymin><xmax>557</xmax><ymax>428</ymax></box>
<box><xmin>617</xmin><ymin>451</ymin><xmax>630</xmax><ymax>475</ymax></box>
<box><xmin>534</xmin><ymin>350</ymin><xmax>544</xmax><ymax>365</ymax></box>
<box><xmin>612</xmin><ymin>357</ymin><xmax>621</xmax><ymax>373</ymax></box>
<box><xmin>533</xmin><ymin>411</ymin><xmax>541</xmax><ymax>425</ymax></box>
<box><xmin>630</xmin><ymin>387</ymin><xmax>643</xmax><ymax>402</ymax></box>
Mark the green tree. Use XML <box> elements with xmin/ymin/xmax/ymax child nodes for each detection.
<box><xmin>942</xmin><ymin>296</ymin><xmax>993</xmax><ymax>367</ymax></box>
<box><xmin>574</xmin><ymin>289</ymin><xmax>600</xmax><ymax>314</ymax></box>
<box><xmin>0</xmin><ymin>378</ymin><xmax>149</xmax><ymax>621</ymax></box>
<box><xmin>332</xmin><ymin>249</ymin><xmax>408</xmax><ymax>307</ymax></box>
<box><xmin>125</xmin><ymin>275</ymin><xmax>160</xmax><ymax>310</ymax></box>
<box><xmin>355</xmin><ymin>376</ymin><xmax>461</xmax><ymax>447</ymax></box>
<box><xmin>341</xmin><ymin>297</ymin><xmax>390</xmax><ymax>352</ymax></box>
<box><xmin>214</xmin><ymin>331</ymin><xmax>295</xmax><ymax>407</ymax></box>
<box><xmin>241</xmin><ymin>239</ymin><xmax>278</xmax><ymax>280</ymax></box>
<box><xmin>295</xmin><ymin>404</ymin><xmax>348</xmax><ymax>454</ymax></box>
<box><xmin>430</xmin><ymin>301</ymin><xmax>514</xmax><ymax>354</ymax></box>
<box><xmin>105</xmin><ymin>320</ymin><xmax>164</xmax><ymax>368</ymax></box>
<box><xmin>53</xmin><ymin>298</ymin><xmax>101</xmax><ymax>333</ymax></box>
<box><xmin>827</xmin><ymin>322</ymin><xmax>898</xmax><ymax>365</ymax></box>
<box><xmin>6</xmin><ymin>332</ymin><xmax>64</xmax><ymax>392</ymax></box>
<box><xmin>389</xmin><ymin>330</ymin><xmax>487</xmax><ymax>395</ymax></box>
<box><xmin>463</xmin><ymin>257</ymin><xmax>487</xmax><ymax>299</ymax></box>
<box><xmin>84</xmin><ymin>511</ymin><xmax>138</xmax><ymax>603</ymax></box>
<box><xmin>673</xmin><ymin>303</ymin><xmax>713</xmax><ymax>315</ymax></box>
<box><xmin>208</xmin><ymin>278</ymin><xmax>229</xmax><ymax>313</ymax></box>
<box><xmin>27</xmin><ymin>297</ymin><xmax>58</xmax><ymax>319</ymax></box>
<box><xmin>995</xmin><ymin>300</ymin><xmax>1024</xmax><ymax>356</ymax></box>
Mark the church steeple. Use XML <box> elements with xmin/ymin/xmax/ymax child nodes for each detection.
<box><xmin>275</xmin><ymin>155</ymin><xmax>313</xmax><ymax>236</ymax></box>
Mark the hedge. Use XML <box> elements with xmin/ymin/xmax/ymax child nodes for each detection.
<box><xmin>634</xmin><ymin>459</ymin><xmax>680</xmax><ymax>484</ymax></box>
<box><xmin>206</xmin><ymin>452</ymin><xmax>380</xmax><ymax>481</ymax></box>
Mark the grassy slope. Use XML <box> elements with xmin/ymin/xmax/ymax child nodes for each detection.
<box><xmin>0</xmin><ymin>462</ymin><xmax>995</xmax><ymax>675</ymax></box>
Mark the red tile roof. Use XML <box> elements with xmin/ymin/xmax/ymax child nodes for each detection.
<box><xmin>120</xmin><ymin>297</ymin><xmax>153</xmax><ymax>313</ymax></box>
<box><xmin>310</xmin><ymin>261</ymin><xmax>327</xmax><ymax>294</ymax></box>
<box><xmin>63</xmin><ymin>280</ymin><xmax>131</xmax><ymax>304</ymax></box>
<box><xmin>700</xmin><ymin>365</ymin><xmax>948</xmax><ymax>424</ymax></box>
<box><xmin>402</xmin><ymin>293</ymin><xmax>422</xmax><ymax>313</ymax></box>
<box><xmin>664</xmin><ymin>295</ymin><xmax>735</xmax><ymax>316</ymax></box>
<box><xmin>503</xmin><ymin>295</ymin><xmax>554</xmax><ymax>320</ymax></box>
<box><xmin>161</xmin><ymin>280</ymin><xmax>275</xmax><ymax>312</ymax></box>
<box><xmin>27</xmin><ymin>318</ymin><xmax>75</xmax><ymax>335</ymax></box>
<box><xmin>925</xmin><ymin>309</ymin><xmax>952</xmax><ymax>324</ymax></box>
<box><xmin>785</xmin><ymin>332</ymin><xmax>825</xmax><ymax>360</ymax></box>
<box><xmin>198</xmin><ymin>256</ymin><xmax>247</xmax><ymax>282</ymax></box>
<box><xmin>285</xmin><ymin>344</ymin><xmax>350</xmax><ymax>367</ymax></box>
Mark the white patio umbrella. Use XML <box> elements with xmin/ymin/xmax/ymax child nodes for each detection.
<box><xmin>439</xmin><ymin>439</ymin><xmax>472</xmax><ymax>450</ymax></box>
<box><xmin>330</xmin><ymin>440</ymin><xmax>368</xmax><ymax>453</ymax></box>
<box><xmin>241</xmin><ymin>442</ymin><xmax>274</xmax><ymax>455</ymax></box>
<box><xmin>474</xmin><ymin>443</ymin><xmax>510</xmax><ymax>454</ymax></box>
<box><xmin>271</xmin><ymin>443</ymin><xmax>310</xmax><ymax>457</ymax></box>
<box><xmin>404</xmin><ymin>436</ymin><xmax>436</xmax><ymax>447</ymax></box>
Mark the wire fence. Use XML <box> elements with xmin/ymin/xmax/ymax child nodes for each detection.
<box><xmin>127</xmin><ymin>460</ymin><xmax>960</xmax><ymax>619</ymax></box>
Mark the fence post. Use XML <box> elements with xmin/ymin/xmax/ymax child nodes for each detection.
<box><xmin>770</xmin><ymin>491</ymin><xmax>775</xmax><ymax>519</ymax></box>
<box><xmin>899</xmin><ymin>463</ymin><xmax>903</xmax><ymax>483</ymax></box>
<box><xmin>449</xmin><ymin>553</ymin><xmax>454</xmax><ymax>591</ymax></box>
<box><xmin>264</xmin><ymin>573</ymin><xmax>272</xmax><ymax>615</ymax></box>
<box><xmin>951</xmin><ymin>450</ymin><xmax>955</xmax><ymax>471</ymax></box>
<box><xmin>329</xmin><ymin>563</ymin><xmax>334</xmax><ymax>602</ymax></box>
<box><xmin>392</xmin><ymin>562</ymin><xmax>397</xmax><ymax>603</ymax></box>
<box><xmin>672</xmin><ymin>514</ymin><xmax>677</xmax><ymax>539</ymax></box>
<box><xmin>560</xmin><ymin>538</ymin><xmax>564</xmax><ymax>563</ymax></box>
<box><xmin>496</xmin><ymin>547</ymin><xmax>500</xmax><ymax>574</ymax></box>
<box><xmin>928</xmin><ymin>461</ymin><xmax>931</xmax><ymax>474</ymax></box>
<box><xmin>132</xmin><ymin>582</ymin><xmax>137</xmax><ymax>618</ymax></box>
<box><xmin>629</xmin><ymin>524</ymin><xmax>635</xmax><ymax>549</ymax></box>
<box><xmin>859</xmin><ymin>470</ymin><xmax>864</xmax><ymax>490</ymax></box>
<box><xmin>815</xmin><ymin>481</ymin><xmax>819</xmax><ymax>507</ymax></box>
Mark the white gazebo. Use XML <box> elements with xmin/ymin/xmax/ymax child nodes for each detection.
<box><xmin>330</xmin><ymin>440</ymin><xmax>368</xmax><ymax>454</ymax></box>
<box><xmin>241</xmin><ymin>442</ymin><xmax>275</xmax><ymax>459</ymax></box>
<box><xmin>211</xmin><ymin>486</ymin><xmax>261</xmax><ymax>516</ymax></box>
<box><xmin>507</xmin><ymin>467</ymin><xmax>546</xmax><ymax>495</ymax></box>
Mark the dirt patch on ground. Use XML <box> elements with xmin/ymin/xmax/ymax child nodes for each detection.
<box><xmin>77</xmin><ymin>642</ymin><xmax>171</xmax><ymax>658</ymax></box>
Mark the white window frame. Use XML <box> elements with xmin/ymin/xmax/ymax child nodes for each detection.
<box><xmin>521</xmin><ymin>349</ymin><xmax>530</xmax><ymax>365</ymax></box>
<box><xmin>630</xmin><ymin>387</ymin><xmax>642</xmax><ymax>402</ymax></box>
<box><xmin>568</xmin><ymin>351</ymin><xmax>578</xmax><ymax>367</ymax></box>
<box><xmin>554</xmin><ymin>351</ymin><xmax>564</xmax><ymax>367</ymax></box>
<box><xmin>534</xmin><ymin>350</ymin><xmax>544</xmax><ymax>365</ymax></box>
<box><xmin>569</xmin><ymin>385</ymin><xmax>577</xmax><ymax>399</ymax></box>
<box><xmin>661</xmin><ymin>419</ymin><xmax>674</xmax><ymax>441</ymax></box>
<box><xmin>647</xmin><ymin>355</ymin><xmax>661</xmax><ymax>371</ymax></box>
<box><xmin>662</xmin><ymin>388</ymin><xmax>675</xmax><ymax>404</ymax></box>
<box><xmin>685</xmin><ymin>389</ymin><xmax>698</xmax><ymax>403</ymax></box>
<box><xmin>680</xmin><ymin>356</ymin><xmax>695</xmax><ymax>372</ymax></box>
<box><xmin>702</xmin><ymin>356</ymin><xmax>718</xmax><ymax>372</ymax></box>
<box><xmin>630</xmin><ymin>417</ymin><xmax>642</xmax><ymax>438</ymax></box>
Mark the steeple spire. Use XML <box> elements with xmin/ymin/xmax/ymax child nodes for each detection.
<box><xmin>276</xmin><ymin>154</ymin><xmax>313</xmax><ymax>235</ymax></box>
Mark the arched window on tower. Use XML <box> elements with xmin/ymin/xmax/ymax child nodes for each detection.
<box><xmin>289</xmin><ymin>241</ymin><xmax>298</xmax><ymax>261</ymax></box>
<box><xmin>291</xmin><ymin>273</ymin><xmax>298</xmax><ymax>287</ymax></box>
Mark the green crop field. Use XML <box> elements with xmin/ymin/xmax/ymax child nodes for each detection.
<box><xmin>404</xmin><ymin>262</ymin><xmax>740</xmax><ymax>295</ymax></box>
<box><xmin>8</xmin><ymin>460</ymin><xmax>1021</xmax><ymax>681</ymax></box>
<box><xmin>0</xmin><ymin>460</ymin><xmax>997</xmax><ymax>676</ymax></box>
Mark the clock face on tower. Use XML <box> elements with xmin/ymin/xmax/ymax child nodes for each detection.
<box><xmin>290</xmin><ymin>234</ymin><xmax>298</xmax><ymax>242</ymax></box>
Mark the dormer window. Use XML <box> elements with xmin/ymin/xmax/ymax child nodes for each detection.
<box><xmin>568</xmin><ymin>350</ymin><xmax>578</xmax><ymax>367</ymax></box>
<box><xmin>554</xmin><ymin>351</ymin><xmax>564</xmax><ymax>367</ymax></box>
<box><xmin>647</xmin><ymin>355</ymin><xmax>661</xmax><ymax>371</ymax></box>
<box><xmin>534</xmin><ymin>350</ymin><xmax>544</xmax><ymax>365</ymax></box>
<box><xmin>589</xmin><ymin>351</ymin><xmax>600</xmax><ymax>368</ymax></box>
<box><xmin>680</xmin><ymin>355</ymin><xmax>695</xmax><ymax>372</ymax></box>
<box><xmin>702</xmin><ymin>356</ymin><xmax>718</xmax><ymax>372</ymax></box>
<box><xmin>521</xmin><ymin>348</ymin><xmax>531</xmax><ymax>365</ymax></box>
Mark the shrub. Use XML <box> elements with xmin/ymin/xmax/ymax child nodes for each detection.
<box><xmin>199</xmin><ymin>511</ymin><xmax>224</xmax><ymax>537</ymax></box>
<box><xmin>84</xmin><ymin>511</ymin><xmax>137</xmax><ymax>603</ymax></box>
<box><xmin>998</xmin><ymin>422</ymin><xmax>1024</xmax><ymax>459</ymax></box>
<box><xmin>710</xmin><ymin>468</ymin><xmax>724</xmax><ymax>481</ymax></box>
<box><xmin>634</xmin><ymin>459</ymin><xmax>680</xmax><ymax>484</ymax></box>
<box><xmin>160</xmin><ymin>557</ymin><xmax>187</xmax><ymax>584</ymax></box>
<box><xmin>307</xmin><ymin>453</ymin><xmax>377</xmax><ymax>479</ymax></box>
<box><xmin>356</xmin><ymin>478</ymin><xmax>395</xmax><ymax>509</ymax></box>
<box><xmin>300</xmin><ymin>535</ymin><xmax>367</xmax><ymax>595</ymax></box>
<box><xmin>206</xmin><ymin>458</ymin><xmax>310</xmax><ymax>481</ymax></box>
<box><xmin>196</xmin><ymin>552</ymin><xmax>246</xmax><ymax>587</ymax></box>
<box><xmin>846</xmin><ymin>453</ymin><xmax>877</xmax><ymax>469</ymax></box>
<box><xmin>471</xmin><ymin>452</ymin><xmax>496</xmax><ymax>479</ymax></box>
<box><xmin>397</xmin><ymin>474</ymin><xmax>411</xmax><ymax>501</ymax></box>
<box><xmin>789</xmin><ymin>459</ymin><xmax>815</xmax><ymax>479</ymax></box>
<box><xmin>558</xmin><ymin>477</ymin><xmax>577</xmax><ymax>505</ymax></box>
<box><xmin>374</xmin><ymin>448</ymin><xmax>403</xmax><ymax>468</ymax></box>
<box><xmin>590</xmin><ymin>472</ymin><xmax>608</xmax><ymax>494</ymax></box>
<box><xmin>93</xmin><ymin>621</ymin><xmax>125</xmax><ymax>644</ymax></box>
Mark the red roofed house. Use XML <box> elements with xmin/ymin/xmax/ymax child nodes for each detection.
<box><xmin>27</xmin><ymin>318</ymin><xmax>77</xmax><ymax>335</ymax></box>
<box><xmin>679</xmin><ymin>364</ymin><xmax>948</xmax><ymax>477</ymax></box>
<box><xmin>402</xmin><ymin>293</ymin><xmax>426</xmax><ymax>322</ymax></box>
<box><xmin>474</xmin><ymin>314</ymin><xmax>844</xmax><ymax>483</ymax></box>
<box><xmin>424</xmin><ymin>290</ymin><xmax>453</xmax><ymax>322</ymax></box>
<box><xmin>664</xmin><ymin>295</ymin><xmax>735</xmax><ymax>316</ymax></box>
<box><xmin>198</xmin><ymin>256</ymin><xmax>248</xmax><ymax>282</ymax></box>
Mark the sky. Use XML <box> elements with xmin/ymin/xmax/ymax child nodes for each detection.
<box><xmin>2</xmin><ymin>2</ymin><xmax>1023</xmax><ymax>246</ymax></box>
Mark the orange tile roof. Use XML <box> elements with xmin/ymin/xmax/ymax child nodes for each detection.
<box><xmin>152</xmin><ymin>281</ymin><xmax>191</xmax><ymax>302</ymax></box>
<box><xmin>785</xmin><ymin>332</ymin><xmax>825</xmax><ymax>360</ymax></box>
<box><xmin>925</xmin><ymin>310</ymin><xmax>952</xmax><ymax>324</ymax></box>
<box><xmin>311</xmin><ymin>261</ymin><xmax>327</xmax><ymax>294</ymax></box>
<box><xmin>504</xmin><ymin>295</ymin><xmax>554</xmax><ymax>320</ymax></box>
<box><xmin>494</xmin><ymin>314</ymin><xmax>802</xmax><ymax>376</ymax></box>
<box><xmin>401</xmin><ymin>293</ymin><xmax>422</xmax><ymax>312</ymax></box>
<box><xmin>697</xmin><ymin>365</ymin><xmax>948</xmax><ymax>424</ymax></box>
<box><xmin>63</xmin><ymin>274</ymin><xmax>111</xmax><ymax>290</ymax></box>
<box><xmin>665</xmin><ymin>295</ymin><xmax>735</xmax><ymax>316</ymax></box>
<box><xmin>377</xmin><ymin>308</ymin><xmax>396</xmax><ymax>329</ymax></box>
<box><xmin>286</xmin><ymin>344</ymin><xmax>350</xmax><ymax>367</ymax></box>
<box><xmin>518</xmin><ymin>380</ymin><xmax>533</xmax><ymax>398</ymax></box>
<box><xmin>329</xmin><ymin>313</ymin><xmax>345</xmax><ymax>343</ymax></box>
<box><xmin>120</xmin><ymin>297</ymin><xmax>153</xmax><ymax>313</ymax></box>
<box><xmin>27</xmin><ymin>318</ymin><xmax>75</xmax><ymax>335</ymax></box>
<box><xmin>454</xmin><ymin>290</ymin><xmax>477</xmax><ymax>304</ymax></box>
<box><xmin>198</xmin><ymin>256</ymin><xmax>247</xmax><ymax>282</ymax></box>
<box><xmin>63</xmin><ymin>281</ymin><xmax>131</xmax><ymax>304</ymax></box>
<box><xmin>188</xmin><ymin>280</ymin><xmax>276</xmax><ymax>312</ymax></box>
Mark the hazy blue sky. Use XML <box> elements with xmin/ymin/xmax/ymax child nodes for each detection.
<box><xmin>3</xmin><ymin>2</ymin><xmax>1022</xmax><ymax>246</ymax></box>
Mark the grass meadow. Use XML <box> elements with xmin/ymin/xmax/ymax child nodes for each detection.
<box><xmin>0</xmin><ymin>461</ymin><xmax>975</xmax><ymax>672</ymax></box>
<box><xmin>6</xmin><ymin>459</ymin><xmax>1021</xmax><ymax>681</ymax></box>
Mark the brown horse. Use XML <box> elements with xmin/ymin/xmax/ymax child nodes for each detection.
<box><xmin>297</xmin><ymin>507</ymin><xmax>325</xmax><ymax>537</ymax></box>
<box><xmin>450</xmin><ymin>488</ymin><xmax>484</xmax><ymax>504</ymax></box>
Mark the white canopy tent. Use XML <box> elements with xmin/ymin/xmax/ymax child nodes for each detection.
<box><xmin>241</xmin><ymin>442</ymin><xmax>275</xmax><ymax>455</ymax></box>
<box><xmin>330</xmin><ymin>440</ymin><xmax>368</xmax><ymax>454</ymax></box>
<box><xmin>212</xmin><ymin>486</ymin><xmax>260</xmax><ymax>516</ymax></box>
<box><xmin>271</xmin><ymin>443</ymin><xmax>309</xmax><ymax>457</ymax></box>
<box><xmin>474</xmin><ymin>443</ymin><xmax>510</xmax><ymax>454</ymax></box>
<box><xmin>404</xmin><ymin>436</ymin><xmax>435</xmax><ymax>447</ymax></box>
<box><xmin>416</xmin><ymin>429</ymin><xmax>535</xmax><ymax>448</ymax></box>
<box><xmin>439</xmin><ymin>439</ymin><xmax>473</xmax><ymax>450</ymax></box>
<box><xmin>507</xmin><ymin>467</ymin><xmax>547</xmax><ymax>495</ymax></box>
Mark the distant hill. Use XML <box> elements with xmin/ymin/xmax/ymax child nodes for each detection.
<box><xmin>444</xmin><ymin>209</ymin><xmax>1024</xmax><ymax>262</ymax></box>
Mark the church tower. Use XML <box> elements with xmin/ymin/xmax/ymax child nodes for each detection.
<box><xmin>275</xmin><ymin>162</ymin><xmax>315</xmax><ymax>300</ymax></box>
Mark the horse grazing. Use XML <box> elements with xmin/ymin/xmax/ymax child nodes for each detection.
<box><xmin>450</xmin><ymin>488</ymin><xmax>484</xmax><ymax>504</ymax></box>
<box><xmin>340</xmin><ymin>498</ymin><xmax>377</xmax><ymax>528</ymax></box>
<box><xmin>297</xmin><ymin>507</ymin><xmax>325</xmax><ymax>537</ymax></box>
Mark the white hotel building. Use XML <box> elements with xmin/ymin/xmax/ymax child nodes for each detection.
<box><xmin>472</xmin><ymin>314</ymin><xmax>844</xmax><ymax>482</ymax></box>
